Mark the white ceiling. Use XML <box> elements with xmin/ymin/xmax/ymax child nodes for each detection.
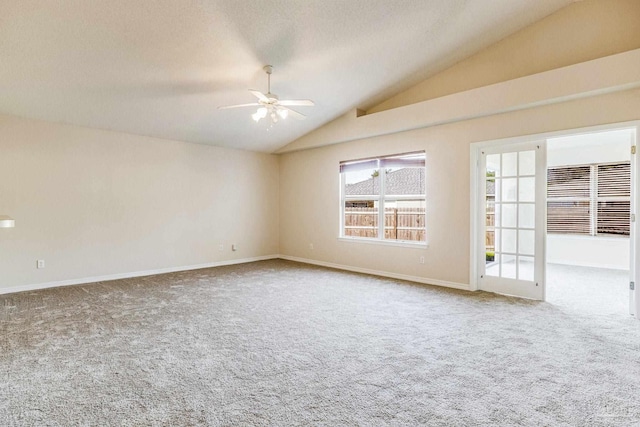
<box><xmin>0</xmin><ymin>0</ymin><xmax>573</xmax><ymax>152</ymax></box>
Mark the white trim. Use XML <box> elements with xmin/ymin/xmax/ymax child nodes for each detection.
<box><xmin>337</xmin><ymin>236</ymin><xmax>428</xmax><ymax>248</ymax></box>
<box><xmin>0</xmin><ymin>255</ymin><xmax>279</xmax><ymax>296</ymax></box>
<box><xmin>278</xmin><ymin>49</ymin><xmax>640</xmax><ymax>153</ymax></box>
<box><xmin>279</xmin><ymin>255</ymin><xmax>469</xmax><ymax>291</ymax></box>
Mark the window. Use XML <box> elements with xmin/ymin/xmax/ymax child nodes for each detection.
<box><xmin>340</xmin><ymin>152</ymin><xmax>426</xmax><ymax>243</ymax></box>
<box><xmin>547</xmin><ymin>162</ymin><xmax>630</xmax><ymax>236</ymax></box>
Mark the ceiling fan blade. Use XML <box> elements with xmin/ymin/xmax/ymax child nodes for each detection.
<box><xmin>281</xmin><ymin>106</ymin><xmax>306</xmax><ymax>120</ymax></box>
<box><xmin>218</xmin><ymin>103</ymin><xmax>261</xmax><ymax>110</ymax></box>
<box><xmin>278</xmin><ymin>99</ymin><xmax>315</xmax><ymax>107</ymax></box>
<box><xmin>249</xmin><ymin>90</ymin><xmax>270</xmax><ymax>103</ymax></box>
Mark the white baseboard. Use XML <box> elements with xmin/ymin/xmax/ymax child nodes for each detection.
<box><xmin>0</xmin><ymin>255</ymin><xmax>279</xmax><ymax>296</ymax></box>
<box><xmin>1</xmin><ymin>254</ymin><xmax>470</xmax><ymax>296</ymax></box>
<box><xmin>278</xmin><ymin>255</ymin><xmax>470</xmax><ymax>291</ymax></box>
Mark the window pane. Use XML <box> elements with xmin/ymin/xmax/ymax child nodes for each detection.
<box><xmin>547</xmin><ymin>200</ymin><xmax>591</xmax><ymax>235</ymax></box>
<box><xmin>502</xmin><ymin>229</ymin><xmax>517</xmax><ymax>254</ymax></box>
<box><xmin>519</xmin><ymin>150</ymin><xmax>535</xmax><ymax>176</ymax></box>
<box><xmin>518</xmin><ymin>229</ymin><xmax>535</xmax><ymax>256</ymax></box>
<box><xmin>341</xmin><ymin>152</ymin><xmax>426</xmax><ymax>243</ymax></box>
<box><xmin>494</xmin><ymin>202</ymin><xmax>501</xmax><ymax>227</ymax></box>
<box><xmin>486</xmin><ymin>254</ymin><xmax>500</xmax><ymax>277</ymax></box>
<box><xmin>519</xmin><ymin>204</ymin><xmax>535</xmax><ymax>229</ymax></box>
<box><xmin>503</xmin><ymin>152</ymin><xmax>517</xmax><ymax>177</ymax></box>
<box><xmin>502</xmin><ymin>254</ymin><xmax>516</xmax><ymax>279</ymax></box>
<box><xmin>503</xmin><ymin>178</ymin><xmax>517</xmax><ymax>202</ymax></box>
<box><xmin>547</xmin><ymin>165</ymin><xmax>590</xmax><ymax>198</ymax></box>
<box><xmin>597</xmin><ymin>201</ymin><xmax>630</xmax><ymax>236</ymax></box>
<box><xmin>598</xmin><ymin>163</ymin><xmax>630</xmax><ymax>197</ymax></box>
<box><xmin>502</xmin><ymin>203</ymin><xmax>517</xmax><ymax>228</ymax></box>
<box><xmin>384</xmin><ymin>167</ymin><xmax>425</xmax><ymax>196</ymax></box>
<box><xmin>384</xmin><ymin>200</ymin><xmax>426</xmax><ymax>242</ymax></box>
<box><xmin>518</xmin><ymin>256</ymin><xmax>534</xmax><ymax>281</ymax></box>
<box><xmin>487</xmin><ymin>154</ymin><xmax>501</xmax><ymax>178</ymax></box>
<box><xmin>344</xmin><ymin>202</ymin><xmax>378</xmax><ymax>238</ymax></box>
<box><xmin>344</xmin><ymin>167</ymin><xmax>380</xmax><ymax>196</ymax></box>
<box><xmin>518</xmin><ymin>177</ymin><xmax>535</xmax><ymax>202</ymax></box>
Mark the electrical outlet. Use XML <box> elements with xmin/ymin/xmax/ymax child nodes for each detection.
<box><xmin>309</xmin><ymin>243</ymin><xmax>314</xmax><ymax>250</ymax></box>
<box><xmin>37</xmin><ymin>260</ymin><xmax>45</xmax><ymax>269</ymax></box>
<box><xmin>232</xmin><ymin>244</ymin><xmax>238</xmax><ymax>251</ymax></box>
<box><xmin>419</xmin><ymin>256</ymin><xmax>425</xmax><ymax>264</ymax></box>
<box><xmin>218</xmin><ymin>244</ymin><xmax>224</xmax><ymax>252</ymax></box>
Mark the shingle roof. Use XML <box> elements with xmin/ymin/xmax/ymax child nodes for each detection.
<box><xmin>345</xmin><ymin>168</ymin><xmax>425</xmax><ymax>196</ymax></box>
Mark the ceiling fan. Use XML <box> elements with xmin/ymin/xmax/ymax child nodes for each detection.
<box><xmin>218</xmin><ymin>65</ymin><xmax>314</xmax><ymax>124</ymax></box>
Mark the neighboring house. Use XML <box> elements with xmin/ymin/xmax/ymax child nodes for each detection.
<box><xmin>345</xmin><ymin>168</ymin><xmax>425</xmax><ymax>206</ymax></box>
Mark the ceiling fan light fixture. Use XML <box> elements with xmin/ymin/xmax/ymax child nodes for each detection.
<box><xmin>277</xmin><ymin>108</ymin><xmax>288</xmax><ymax>120</ymax></box>
<box><xmin>252</xmin><ymin>107</ymin><xmax>268</xmax><ymax>122</ymax></box>
<box><xmin>219</xmin><ymin>65</ymin><xmax>314</xmax><ymax>125</ymax></box>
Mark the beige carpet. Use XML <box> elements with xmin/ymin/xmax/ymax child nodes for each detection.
<box><xmin>1</xmin><ymin>259</ymin><xmax>640</xmax><ymax>426</ymax></box>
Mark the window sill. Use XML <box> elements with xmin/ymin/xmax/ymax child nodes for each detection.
<box><xmin>337</xmin><ymin>236</ymin><xmax>428</xmax><ymax>249</ymax></box>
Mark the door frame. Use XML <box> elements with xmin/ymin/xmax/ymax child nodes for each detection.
<box><xmin>470</xmin><ymin>122</ymin><xmax>640</xmax><ymax>308</ymax></box>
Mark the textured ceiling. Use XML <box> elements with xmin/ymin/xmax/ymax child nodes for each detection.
<box><xmin>0</xmin><ymin>0</ymin><xmax>573</xmax><ymax>152</ymax></box>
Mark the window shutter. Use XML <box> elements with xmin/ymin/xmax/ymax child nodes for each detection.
<box><xmin>597</xmin><ymin>201</ymin><xmax>630</xmax><ymax>235</ymax></box>
<box><xmin>547</xmin><ymin>166</ymin><xmax>591</xmax><ymax>235</ymax></box>
<box><xmin>547</xmin><ymin>201</ymin><xmax>592</xmax><ymax>234</ymax></box>
<box><xmin>547</xmin><ymin>166</ymin><xmax>591</xmax><ymax>198</ymax></box>
<box><xmin>597</xmin><ymin>163</ymin><xmax>630</xmax><ymax>236</ymax></box>
<box><xmin>597</xmin><ymin>163</ymin><xmax>630</xmax><ymax>197</ymax></box>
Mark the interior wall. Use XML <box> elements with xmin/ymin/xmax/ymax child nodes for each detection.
<box><xmin>279</xmin><ymin>90</ymin><xmax>640</xmax><ymax>287</ymax></box>
<box><xmin>0</xmin><ymin>114</ymin><xmax>280</xmax><ymax>290</ymax></box>
<box><xmin>368</xmin><ymin>0</ymin><xmax>640</xmax><ymax>113</ymax></box>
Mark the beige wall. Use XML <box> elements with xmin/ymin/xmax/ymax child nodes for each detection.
<box><xmin>0</xmin><ymin>114</ymin><xmax>279</xmax><ymax>290</ymax></box>
<box><xmin>279</xmin><ymin>90</ymin><xmax>640</xmax><ymax>287</ymax></box>
<box><xmin>369</xmin><ymin>0</ymin><xmax>640</xmax><ymax>113</ymax></box>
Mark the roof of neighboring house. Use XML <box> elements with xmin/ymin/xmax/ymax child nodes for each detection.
<box><xmin>345</xmin><ymin>168</ymin><xmax>425</xmax><ymax>196</ymax></box>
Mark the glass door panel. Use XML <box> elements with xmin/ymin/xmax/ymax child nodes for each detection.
<box><xmin>480</xmin><ymin>142</ymin><xmax>546</xmax><ymax>300</ymax></box>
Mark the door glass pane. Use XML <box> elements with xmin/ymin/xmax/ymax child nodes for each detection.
<box><xmin>519</xmin><ymin>204</ymin><xmax>535</xmax><ymax>228</ymax></box>
<box><xmin>494</xmin><ymin>228</ymin><xmax>501</xmax><ymax>252</ymax></box>
<box><xmin>503</xmin><ymin>152</ymin><xmax>517</xmax><ymax>177</ymax></box>
<box><xmin>502</xmin><ymin>254</ymin><xmax>516</xmax><ymax>279</ymax></box>
<box><xmin>494</xmin><ymin>178</ymin><xmax>501</xmax><ymax>200</ymax></box>
<box><xmin>518</xmin><ymin>229</ymin><xmax>535</xmax><ymax>256</ymax></box>
<box><xmin>519</xmin><ymin>177</ymin><xmax>535</xmax><ymax>202</ymax></box>
<box><xmin>494</xmin><ymin>202</ymin><xmax>501</xmax><ymax>227</ymax></box>
<box><xmin>502</xmin><ymin>204</ymin><xmax>517</xmax><ymax>228</ymax></box>
<box><xmin>519</xmin><ymin>150</ymin><xmax>536</xmax><ymax>176</ymax></box>
<box><xmin>487</xmin><ymin>154</ymin><xmax>501</xmax><ymax>178</ymax></box>
<box><xmin>518</xmin><ymin>256</ymin><xmax>534</xmax><ymax>281</ymax></box>
<box><xmin>502</xmin><ymin>229</ymin><xmax>517</xmax><ymax>254</ymax></box>
<box><xmin>503</xmin><ymin>178</ymin><xmax>517</xmax><ymax>202</ymax></box>
<box><xmin>486</xmin><ymin>254</ymin><xmax>500</xmax><ymax>277</ymax></box>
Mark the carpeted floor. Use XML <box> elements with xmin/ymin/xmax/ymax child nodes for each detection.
<box><xmin>1</xmin><ymin>260</ymin><xmax>640</xmax><ymax>426</ymax></box>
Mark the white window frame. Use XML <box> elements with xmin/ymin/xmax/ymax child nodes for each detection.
<box><xmin>339</xmin><ymin>151</ymin><xmax>427</xmax><ymax>247</ymax></box>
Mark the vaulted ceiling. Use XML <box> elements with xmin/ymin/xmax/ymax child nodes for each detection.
<box><xmin>0</xmin><ymin>0</ymin><xmax>573</xmax><ymax>152</ymax></box>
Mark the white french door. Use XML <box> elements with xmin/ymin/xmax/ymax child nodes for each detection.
<box><xmin>478</xmin><ymin>141</ymin><xmax>546</xmax><ymax>300</ymax></box>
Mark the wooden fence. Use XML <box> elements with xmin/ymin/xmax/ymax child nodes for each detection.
<box><xmin>486</xmin><ymin>202</ymin><xmax>495</xmax><ymax>251</ymax></box>
<box><xmin>344</xmin><ymin>207</ymin><xmax>425</xmax><ymax>241</ymax></box>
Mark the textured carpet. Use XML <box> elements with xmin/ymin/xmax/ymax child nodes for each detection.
<box><xmin>546</xmin><ymin>264</ymin><xmax>630</xmax><ymax>316</ymax></box>
<box><xmin>1</xmin><ymin>260</ymin><xmax>640</xmax><ymax>426</ymax></box>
